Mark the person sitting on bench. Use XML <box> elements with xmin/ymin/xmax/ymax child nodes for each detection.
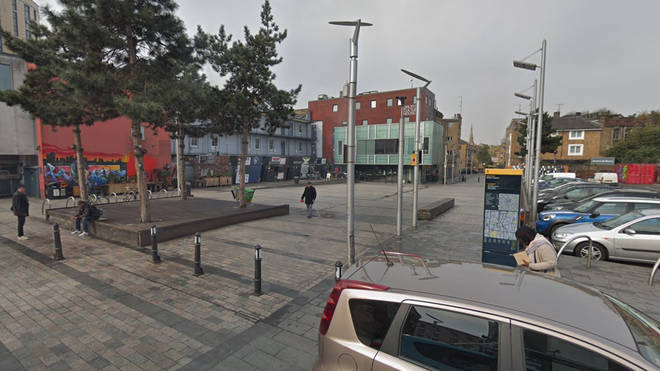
<box><xmin>71</xmin><ymin>200</ymin><xmax>102</xmax><ymax>237</ymax></box>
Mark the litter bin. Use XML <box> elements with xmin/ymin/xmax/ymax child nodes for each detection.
<box><xmin>245</xmin><ymin>188</ymin><xmax>255</xmax><ymax>203</ymax></box>
<box><xmin>294</xmin><ymin>176</ymin><xmax>300</xmax><ymax>184</ymax></box>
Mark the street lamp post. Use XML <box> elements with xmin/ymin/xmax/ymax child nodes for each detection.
<box><xmin>396</xmin><ymin>96</ymin><xmax>406</xmax><ymax>236</ymax></box>
<box><xmin>330</xmin><ymin>19</ymin><xmax>372</xmax><ymax>265</ymax></box>
<box><xmin>514</xmin><ymin>39</ymin><xmax>547</xmax><ymax>222</ymax></box>
<box><xmin>400</xmin><ymin>69</ymin><xmax>431</xmax><ymax>230</ymax></box>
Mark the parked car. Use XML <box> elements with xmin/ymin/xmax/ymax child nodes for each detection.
<box><xmin>538</xmin><ymin>180</ymin><xmax>588</xmax><ymax>196</ymax></box>
<box><xmin>538</xmin><ymin>177</ymin><xmax>578</xmax><ymax>190</ymax></box>
<box><xmin>314</xmin><ymin>252</ymin><xmax>660</xmax><ymax>370</ymax></box>
<box><xmin>544</xmin><ymin>188</ymin><xmax>660</xmax><ymax>211</ymax></box>
<box><xmin>552</xmin><ymin>208</ymin><xmax>660</xmax><ymax>263</ymax></box>
<box><xmin>537</xmin><ymin>196</ymin><xmax>660</xmax><ymax>237</ymax></box>
<box><xmin>591</xmin><ymin>172</ymin><xmax>619</xmax><ymax>184</ymax></box>
<box><xmin>537</xmin><ymin>183</ymin><xmax>618</xmax><ymax>211</ymax></box>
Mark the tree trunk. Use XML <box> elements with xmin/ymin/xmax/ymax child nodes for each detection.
<box><xmin>72</xmin><ymin>124</ymin><xmax>89</xmax><ymax>201</ymax></box>
<box><xmin>132</xmin><ymin>121</ymin><xmax>151</xmax><ymax>222</ymax></box>
<box><xmin>176</xmin><ymin>123</ymin><xmax>186</xmax><ymax>200</ymax></box>
<box><xmin>238</xmin><ymin>120</ymin><xmax>248</xmax><ymax>208</ymax></box>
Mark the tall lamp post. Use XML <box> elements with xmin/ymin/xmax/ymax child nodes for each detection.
<box><xmin>514</xmin><ymin>39</ymin><xmax>547</xmax><ymax>222</ymax></box>
<box><xmin>401</xmin><ymin>69</ymin><xmax>431</xmax><ymax>230</ymax></box>
<box><xmin>514</xmin><ymin>79</ymin><xmax>538</xmax><ymax>205</ymax></box>
<box><xmin>396</xmin><ymin>96</ymin><xmax>406</xmax><ymax>236</ymax></box>
<box><xmin>329</xmin><ymin>19</ymin><xmax>372</xmax><ymax>266</ymax></box>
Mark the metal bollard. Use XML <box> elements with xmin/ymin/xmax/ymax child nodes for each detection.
<box><xmin>254</xmin><ymin>245</ymin><xmax>262</xmax><ymax>296</ymax></box>
<box><xmin>150</xmin><ymin>225</ymin><xmax>161</xmax><ymax>263</ymax></box>
<box><xmin>586</xmin><ymin>238</ymin><xmax>593</xmax><ymax>269</ymax></box>
<box><xmin>335</xmin><ymin>261</ymin><xmax>343</xmax><ymax>281</ymax></box>
<box><xmin>53</xmin><ymin>224</ymin><xmax>64</xmax><ymax>261</ymax></box>
<box><xmin>193</xmin><ymin>233</ymin><xmax>204</xmax><ymax>276</ymax></box>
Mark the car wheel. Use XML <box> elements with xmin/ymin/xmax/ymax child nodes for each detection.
<box><xmin>575</xmin><ymin>242</ymin><xmax>607</xmax><ymax>261</ymax></box>
<box><xmin>549</xmin><ymin>223</ymin><xmax>567</xmax><ymax>239</ymax></box>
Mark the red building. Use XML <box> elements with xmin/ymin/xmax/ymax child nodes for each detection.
<box><xmin>37</xmin><ymin>117</ymin><xmax>172</xmax><ymax>198</ymax></box>
<box><xmin>308</xmin><ymin>87</ymin><xmax>439</xmax><ymax>163</ymax></box>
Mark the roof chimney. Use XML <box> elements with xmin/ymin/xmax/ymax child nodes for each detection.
<box><xmin>553</xmin><ymin>111</ymin><xmax>560</xmax><ymax>119</ymax></box>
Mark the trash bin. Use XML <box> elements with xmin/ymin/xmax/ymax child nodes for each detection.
<box><xmin>294</xmin><ymin>176</ymin><xmax>300</xmax><ymax>184</ymax></box>
<box><xmin>245</xmin><ymin>188</ymin><xmax>255</xmax><ymax>203</ymax></box>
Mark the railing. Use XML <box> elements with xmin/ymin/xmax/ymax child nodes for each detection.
<box><xmin>65</xmin><ymin>196</ymin><xmax>76</xmax><ymax>208</ymax></box>
<box><xmin>650</xmin><ymin>257</ymin><xmax>660</xmax><ymax>286</ymax></box>
<box><xmin>41</xmin><ymin>198</ymin><xmax>51</xmax><ymax>215</ymax></box>
<box><xmin>556</xmin><ymin>235</ymin><xmax>594</xmax><ymax>269</ymax></box>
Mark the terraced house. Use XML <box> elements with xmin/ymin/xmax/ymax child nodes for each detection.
<box><xmin>541</xmin><ymin>112</ymin><xmax>603</xmax><ymax>164</ymax></box>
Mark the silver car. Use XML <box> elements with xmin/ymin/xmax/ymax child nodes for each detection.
<box><xmin>314</xmin><ymin>253</ymin><xmax>660</xmax><ymax>370</ymax></box>
<box><xmin>552</xmin><ymin>209</ymin><xmax>660</xmax><ymax>263</ymax></box>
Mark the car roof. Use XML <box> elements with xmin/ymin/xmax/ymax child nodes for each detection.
<box><xmin>592</xmin><ymin>196</ymin><xmax>660</xmax><ymax>203</ymax></box>
<box><xmin>346</xmin><ymin>258</ymin><xmax>637</xmax><ymax>351</ymax></box>
<box><xmin>640</xmin><ymin>208</ymin><xmax>660</xmax><ymax>216</ymax></box>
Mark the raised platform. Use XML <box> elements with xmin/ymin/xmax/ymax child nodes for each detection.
<box><xmin>46</xmin><ymin>198</ymin><xmax>289</xmax><ymax>247</ymax></box>
<box><xmin>417</xmin><ymin>198</ymin><xmax>455</xmax><ymax>220</ymax></box>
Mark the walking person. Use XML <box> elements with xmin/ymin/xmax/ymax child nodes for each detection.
<box><xmin>301</xmin><ymin>182</ymin><xmax>317</xmax><ymax>218</ymax></box>
<box><xmin>10</xmin><ymin>185</ymin><xmax>29</xmax><ymax>240</ymax></box>
<box><xmin>71</xmin><ymin>200</ymin><xmax>102</xmax><ymax>237</ymax></box>
<box><xmin>515</xmin><ymin>225</ymin><xmax>560</xmax><ymax>277</ymax></box>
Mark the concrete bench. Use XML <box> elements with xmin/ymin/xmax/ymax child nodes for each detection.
<box><xmin>417</xmin><ymin>198</ymin><xmax>455</xmax><ymax>220</ymax></box>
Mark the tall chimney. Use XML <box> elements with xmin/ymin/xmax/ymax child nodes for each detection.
<box><xmin>553</xmin><ymin>111</ymin><xmax>560</xmax><ymax>119</ymax></box>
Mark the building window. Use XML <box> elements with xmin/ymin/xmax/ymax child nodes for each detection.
<box><xmin>298</xmin><ymin>124</ymin><xmax>303</xmax><ymax>135</ymax></box>
<box><xmin>424</xmin><ymin>96</ymin><xmax>429</xmax><ymax>105</ymax></box>
<box><xmin>612</xmin><ymin>128</ymin><xmax>621</xmax><ymax>142</ymax></box>
<box><xmin>356</xmin><ymin>102</ymin><xmax>360</xmax><ymax>110</ymax></box>
<box><xmin>298</xmin><ymin>142</ymin><xmax>303</xmax><ymax>153</ymax></box>
<box><xmin>568</xmin><ymin>144</ymin><xmax>583</xmax><ymax>156</ymax></box>
<box><xmin>386</xmin><ymin>118</ymin><xmax>392</xmax><ymax>124</ymax></box>
<box><xmin>210</xmin><ymin>136</ymin><xmax>218</xmax><ymax>147</ymax></box>
<box><xmin>0</xmin><ymin>64</ymin><xmax>12</xmax><ymax>91</ymax></box>
<box><xmin>268</xmin><ymin>139</ymin><xmax>274</xmax><ymax>152</ymax></box>
<box><xmin>362</xmin><ymin>120</ymin><xmax>368</xmax><ymax>125</ymax></box>
<box><xmin>337</xmin><ymin>141</ymin><xmax>343</xmax><ymax>155</ymax></box>
<box><xmin>332</xmin><ymin>104</ymin><xmax>338</xmax><ymax>112</ymax></box>
<box><xmin>404</xmin><ymin>117</ymin><xmax>410</xmax><ymax>123</ymax></box>
<box><xmin>190</xmin><ymin>137</ymin><xmax>198</xmax><ymax>147</ymax></box>
<box><xmin>412</xmin><ymin>95</ymin><xmax>417</xmax><ymax>104</ymax></box>
<box><xmin>140</xmin><ymin>126</ymin><xmax>145</xmax><ymax>140</ymax></box>
<box><xmin>375</xmin><ymin>139</ymin><xmax>399</xmax><ymax>154</ymax></box>
<box><xmin>255</xmin><ymin>138</ymin><xmax>260</xmax><ymax>149</ymax></box>
<box><xmin>24</xmin><ymin>4</ymin><xmax>31</xmax><ymax>39</ymax></box>
<box><xmin>386</xmin><ymin>98</ymin><xmax>393</xmax><ymax>107</ymax></box>
<box><xmin>370</xmin><ymin>100</ymin><xmax>376</xmax><ymax>108</ymax></box>
<box><xmin>12</xmin><ymin>0</ymin><xmax>19</xmax><ymax>36</ymax></box>
<box><xmin>448</xmin><ymin>136</ymin><xmax>453</xmax><ymax>142</ymax></box>
<box><xmin>342</xmin><ymin>121</ymin><xmax>347</xmax><ymax>126</ymax></box>
<box><xmin>569</xmin><ymin>130</ymin><xmax>584</xmax><ymax>140</ymax></box>
<box><xmin>423</xmin><ymin>137</ymin><xmax>429</xmax><ymax>154</ymax></box>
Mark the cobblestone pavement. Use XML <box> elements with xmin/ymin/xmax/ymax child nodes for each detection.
<box><xmin>0</xmin><ymin>176</ymin><xmax>658</xmax><ymax>370</ymax></box>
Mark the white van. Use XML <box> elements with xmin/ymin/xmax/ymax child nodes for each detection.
<box><xmin>551</xmin><ymin>172</ymin><xmax>576</xmax><ymax>179</ymax></box>
<box><xmin>592</xmin><ymin>172</ymin><xmax>618</xmax><ymax>183</ymax></box>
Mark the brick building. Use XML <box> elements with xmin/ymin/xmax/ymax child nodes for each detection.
<box><xmin>541</xmin><ymin>113</ymin><xmax>603</xmax><ymax>164</ymax></box>
<box><xmin>307</xmin><ymin>87</ymin><xmax>439</xmax><ymax>163</ymax></box>
<box><xmin>504</xmin><ymin>119</ymin><xmax>524</xmax><ymax>167</ymax></box>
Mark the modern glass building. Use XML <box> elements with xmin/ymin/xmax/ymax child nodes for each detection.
<box><xmin>333</xmin><ymin>121</ymin><xmax>445</xmax><ymax>182</ymax></box>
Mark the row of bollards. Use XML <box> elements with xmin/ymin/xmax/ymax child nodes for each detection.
<box><xmin>52</xmin><ymin>223</ymin><xmax>266</xmax><ymax>295</ymax></box>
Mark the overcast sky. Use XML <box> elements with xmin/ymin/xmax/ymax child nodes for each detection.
<box><xmin>36</xmin><ymin>0</ymin><xmax>660</xmax><ymax>145</ymax></box>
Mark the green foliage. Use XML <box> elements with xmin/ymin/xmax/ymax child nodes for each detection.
<box><xmin>515</xmin><ymin>112</ymin><xmax>562</xmax><ymax>156</ymax></box>
<box><xmin>476</xmin><ymin>144</ymin><xmax>493</xmax><ymax>165</ymax></box>
<box><xmin>606</xmin><ymin>126</ymin><xmax>660</xmax><ymax>163</ymax></box>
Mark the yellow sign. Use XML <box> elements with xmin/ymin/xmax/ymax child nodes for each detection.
<box><xmin>485</xmin><ymin>168</ymin><xmax>523</xmax><ymax>176</ymax></box>
<box><xmin>410</xmin><ymin>153</ymin><xmax>418</xmax><ymax>166</ymax></box>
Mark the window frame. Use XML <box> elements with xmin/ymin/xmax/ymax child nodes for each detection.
<box><xmin>332</xmin><ymin>104</ymin><xmax>338</xmax><ymax>112</ymax></box>
<box><xmin>387</xmin><ymin>98</ymin><xmax>393</xmax><ymax>107</ymax></box>
<box><xmin>254</xmin><ymin>137</ymin><xmax>260</xmax><ymax>150</ymax></box>
<box><xmin>567</xmin><ymin>144</ymin><xmax>583</xmax><ymax>156</ymax></box>
<box><xmin>569</xmin><ymin>130</ymin><xmax>585</xmax><ymax>140</ymax></box>
<box><xmin>210</xmin><ymin>136</ymin><xmax>218</xmax><ymax>148</ymax></box>
<box><xmin>0</xmin><ymin>63</ymin><xmax>13</xmax><ymax>91</ymax></box>
<box><xmin>190</xmin><ymin>136</ymin><xmax>198</xmax><ymax>147</ymax></box>
<box><xmin>356</xmin><ymin>102</ymin><xmax>361</xmax><ymax>110</ymax></box>
<box><xmin>370</xmin><ymin>100</ymin><xmax>377</xmax><ymax>109</ymax></box>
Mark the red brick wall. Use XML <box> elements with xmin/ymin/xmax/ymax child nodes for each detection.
<box><xmin>308</xmin><ymin>87</ymin><xmax>436</xmax><ymax>163</ymax></box>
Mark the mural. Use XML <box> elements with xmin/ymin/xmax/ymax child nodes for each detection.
<box><xmin>44</xmin><ymin>163</ymin><xmax>127</xmax><ymax>189</ymax></box>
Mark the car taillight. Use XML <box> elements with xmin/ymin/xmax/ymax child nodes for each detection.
<box><xmin>319</xmin><ymin>280</ymin><xmax>389</xmax><ymax>335</ymax></box>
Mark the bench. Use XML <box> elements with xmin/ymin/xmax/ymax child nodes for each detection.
<box><xmin>417</xmin><ymin>198</ymin><xmax>455</xmax><ymax>220</ymax></box>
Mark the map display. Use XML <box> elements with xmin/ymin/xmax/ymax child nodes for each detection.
<box><xmin>482</xmin><ymin>170</ymin><xmax>523</xmax><ymax>267</ymax></box>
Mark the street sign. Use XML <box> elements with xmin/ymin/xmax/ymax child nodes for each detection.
<box><xmin>591</xmin><ymin>157</ymin><xmax>615</xmax><ymax>165</ymax></box>
<box><xmin>403</xmin><ymin>104</ymin><xmax>416</xmax><ymax>116</ymax></box>
<box><xmin>410</xmin><ymin>153</ymin><xmax>418</xmax><ymax>166</ymax></box>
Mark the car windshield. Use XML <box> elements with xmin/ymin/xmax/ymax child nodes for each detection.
<box><xmin>574</xmin><ymin>200</ymin><xmax>599</xmax><ymax>213</ymax></box>
<box><xmin>605</xmin><ymin>294</ymin><xmax>660</xmax><ymax>367</ymax></box>
<box><xmin>599</xmin><ymin>211</ymin><xmax>644</xmax><ymax>230</ymax></box>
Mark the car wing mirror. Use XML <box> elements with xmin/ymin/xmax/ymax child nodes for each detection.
<box><xmin>623</xmin><ymin>228</ymin><xmax>636</xmax><ymax>236</ymax></box>
<box><xmin>590</xmin><ymin>212</ymin><xmax>600</xmax><ymax>218</ymax></box>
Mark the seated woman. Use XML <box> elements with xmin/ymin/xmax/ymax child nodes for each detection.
<box><xmin>515</xmin><ymin>225</ymin><xmax>560</xmax><ymax>277</ymax></box>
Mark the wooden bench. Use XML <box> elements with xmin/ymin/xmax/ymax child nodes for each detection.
<box><xmin>417</xmin><ymin>198</ymin><xmax>455</xmax><ymax>220</ymax></box>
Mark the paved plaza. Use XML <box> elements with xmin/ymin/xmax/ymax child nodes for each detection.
<box><xmin>1</xmin><ymin>177</ymin><xmax>659</xmax><ymax>370</ymax></box>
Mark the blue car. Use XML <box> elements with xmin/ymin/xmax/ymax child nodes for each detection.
<box><xmin>536</xmin><ymin>196</ymin><xmax>660</xmax><ymax>237</ymax></box>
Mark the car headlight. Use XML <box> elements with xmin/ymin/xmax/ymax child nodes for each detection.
<box><xmin>553</xmin><ymin>232</ymin><xmax>569</xmax><ymax>240</ymax></box>
<box><xmin>542</xmin><ymin>214</ymin><xmax>556</xmax><ymax>221</ymax></box>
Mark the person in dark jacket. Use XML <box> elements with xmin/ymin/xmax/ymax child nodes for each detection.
<box><xmin>301</xmin><ymin>182</ymin><xmax>317</xmax><ymax>218</ymax></box>
<box><xmin>11</xmin><ymin>186</ymin><xmax>29</xmax><ymax>240</ymax></box>
<box><xmin>71</xmin><ymin>200</ymin><xmax>101</xmax><ymax>236</ymax></box>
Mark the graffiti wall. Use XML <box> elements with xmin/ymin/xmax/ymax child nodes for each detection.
<box><xmin>37</xmin><ymin>116</ymin><xmax>172</xmax><ymax>197</ymax></box>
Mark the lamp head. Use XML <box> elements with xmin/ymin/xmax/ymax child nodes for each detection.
<box><xmin>513</xmin><ymin>60</ymin><xmax>538</xmax><ymax>71</ymax></box>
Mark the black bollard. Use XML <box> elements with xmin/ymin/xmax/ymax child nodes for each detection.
<box><xmin>334</xmin><ymin>261</ymin><xmax>343</xmax><ymax>281</ymax></box>
<box><xmin>53</xmin><ymin>224</ymin><xmax>64</xmax><ymax>261</ymax></box>
<box><xmin>254</xmin><ymin>245</ymin><xmax>262</xmax><ymax>296</ymax></box>
<box><xmin>150</xmin><ymin>225</ymin><xmax>161</xmax><ymax>263</ymax></box>
<box><xmin>193</xmin><ymin>233</ymin><xmax>204</xmax><ymax>276</ymax></box>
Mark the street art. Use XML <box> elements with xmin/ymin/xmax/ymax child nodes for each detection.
<box><xmin>44</xmin><ymin>163</ymin><xmax>127</xmax><ymax>188</ymax></box>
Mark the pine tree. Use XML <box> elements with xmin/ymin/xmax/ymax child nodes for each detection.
<box><xmin>0</xmin><ymin>2</ymin><xmax>120</xmax><ymax>201</ymax></box>
<box><xmin>203</xmin><ymin>1</ymin><xmax>301</xmax><ymax>207</ymax></box>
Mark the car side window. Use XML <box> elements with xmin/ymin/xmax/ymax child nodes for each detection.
<box><xmin>594</xmin><ymin>202</ymin><xmax>628</xmax><ymax>215</ymax></box>
<box><xmin>522</xmin><ymin>329</ymin><xmax>629</xmax><ymax>370</ymax></box>
<box><xmin>633</xmin><ymin>202</ymin><xmax>660</xmax><ymax>211</ymax></box>
<box><xmin>628</xmin><ymin>218</ymin><xmax>660</xmax><ymax>235</ymax></box>
<box><xmin>349</xmin><ymin>299</ymin><xmax>400</xmax><ymax>350</ymax></box>
<box><xmin>399</xmin><ymin>305</ymin><xmax>499</xmax><ymax>370</ymax></box>
<box><xmin>566</xmin><ymin>188</ymin><xmax>590</xmax><ymax>199</ymax></box>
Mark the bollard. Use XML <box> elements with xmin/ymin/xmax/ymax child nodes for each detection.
<box><xmin>150</xmin><ymin>225</ymin><xmax>161</xmax><ymax>264</ymax></box>
<box><xmin>335</xmin><ymin>261</ymin><xmax>343</xmax><ymax>281</ymax></box>
<box><xmin>53</xmin><ymin>224</ymin><xmax>64</xmax><ymax>261</ymax></box>
<box><xmin>254</xmin><ymin>245</ymin><xmax>262</xmax><ymax>296</ymax></box>
<box><xmin>193</xmin><ymin>233</ymin><xmax>204</xmax><ymax>276</ymax></box>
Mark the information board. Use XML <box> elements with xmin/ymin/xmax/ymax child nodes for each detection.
<box><xmin>482</xmin><ymin>169</ymin><xmax>523</xmax><ymax>267</ymax></box>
